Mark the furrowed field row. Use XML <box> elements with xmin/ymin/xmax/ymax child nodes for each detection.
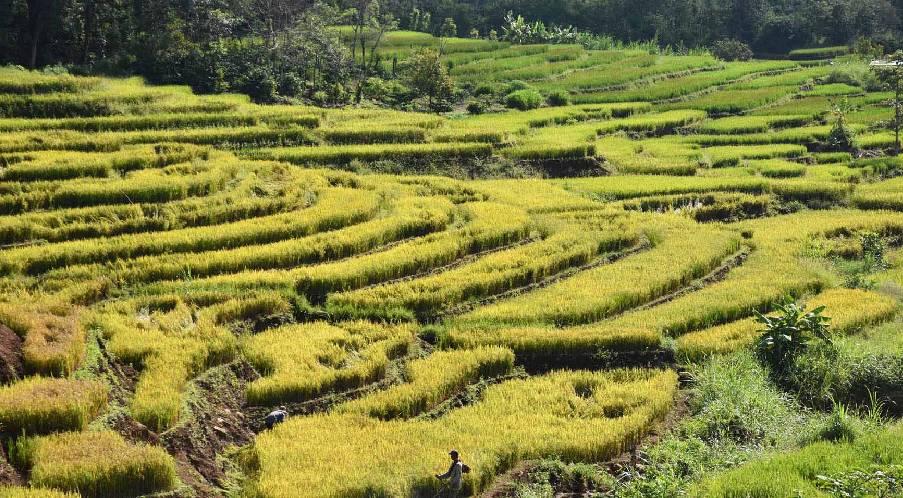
<box><xmin>90</xmin><ymin>301</ymin><xmax>237</xmax><ymax>430</ymax></box>
<box><xmin>449</xmin><ymin>211</ymin><xmax>903</xmax><ymax>366</ymax></box>
<box><xmin>0</xmin><ymin>111</ymin><xmax>318</xmax><ymax>132</ymax></box>
<box><xmin>327</xmin><ymin>226</ymin><xmax>637</xmax><ymax>317</ymax></box>
<box><xmin>0</xmin><ymin>166</ymin><xmax>316</xmax><ymax>244</ymax></box>
<box><xmin>13</xmin><ymin>430</ymin><xmax>177</xmax><ymax>498</ymax></box>
<box><xmin>245</xmin><ymin>321</ymin><xmax>416</xmax><ymax>405</ymax></box>
<box><xmin>693</xmin><ymin>114</ymin><xmax>814</xmax><ymax>134</ymax></box>
<box><xmin>606</xmin><ymin>210</ymin><xmax>903</xmax><ymax>338</ymax></box>
<box><xmin>533</xmin><ymin>54</ymin><xmax>719</xmax><ymax>93</ymax></box>
<box><xmin>660</xmin><ymin>85</ymin><xmax>799</xmax><ymax>114</ymax></box>
<box><xmin>0</xmin><ymin>303</ymin><xmax>86</xmax><ymax>377</ymax></box>
<box><xmin>0</xmin><ymin>68</ymin><xmax>100</xmax><ymax>94</ymax></box>
<box><xmin>337</xmin><ymin>347</ymin><xmax>515</xmax><ymax>420</ymax></box>
<box><xmin>558</xmin><ymin>174</ymin><xmax>848</xmax><ymax>202</ymax></box>
<box><xmin>247</xmin><ymin>142</ymin><xmax>493</xmax><ymax>165</ymax></box>
<box><xmin>572</xmin><ymin>60</ymin><xmax>798</xmax><ymax>103</ymax></box>
<box><xmin>294</xmin><ymin>201</ymin><xmax>533</xmax><ymax>301</ymax></box>
<box><xmin>0</xmin><ymin>125</ymin><xmax>316</xmax><ymax>153</ymax></box>
<box><xmin>0</xmin><ymin>187</ymin><xmax>379</xmax><ymax>274</ymax></box>
<box><xmin>139</xmin><ymin>201</ymin><xmax>532</xmax><ymax>298</ymax></box>
<box><xmin>1</xmin><ymin>143</ymin><xmax>209</xmax><ymax>181</ymax></box>
<box><xmin>687</xmin><ymin>124</ymin><xmax>865</xmax><ymax>146</ymax></box>
<box><xmin>458</xmin><ymin>215</ymin><xmax>741</xmax><ymax>326</ymax></box>
<box><xmin>852</xmin><ymin>176</ymin><xmax>903</xmax><ymax>210</ymax></box>
<box><xmin>84</xmin><ymin>196</ymin><xmax>455</xmax><ymax>285</ymax></box>
<box><xmin>0</xmin><ymin>164</ymin><xmax>240</xmax><ymax>215</ymax></box>
<box><xmin>0</xmin><ymin>377</ymin><xmax>106</xmax><ymax>436</ymax></box>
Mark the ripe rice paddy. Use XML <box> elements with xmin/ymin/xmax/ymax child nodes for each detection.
<box><xmin>0</xmin><ymin>33</ymin><xmax>900</xmax><ymax>498</ymax></box>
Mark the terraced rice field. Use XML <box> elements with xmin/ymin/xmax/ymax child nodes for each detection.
<box><xmin>0</xmin><ymin>33</ymin><xmax>901</xmax><ymax>498</ymax></box>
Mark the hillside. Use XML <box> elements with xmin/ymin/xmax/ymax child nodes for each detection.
<box><xmin>0</xmin><ymin>38</ymin><xmax>901</xmax><ymax>498</ymax></box>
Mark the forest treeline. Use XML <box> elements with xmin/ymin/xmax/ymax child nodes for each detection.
<box><xmin>0</xmin><ymin>0</ymin><xmax>900</xmax><ymax>103</ymax></box>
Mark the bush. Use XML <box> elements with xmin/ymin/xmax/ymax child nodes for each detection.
<box><xmin>235</xmin><ymin>66</ymin><xmax>277</xmax><ymax>103</ymax></box>
<box><xmin>277</xmin><ymin>73</ymin><xmax>304</xmax><ymax>98</ymax></box>
<box><xmin>546</xmin><ymin>90</ymin><xmax>571</xmax><ymax>107</ymax></box>
<box><xmin>362</xmin><ymin>77</ymin><xmax>389</xmax><ymax>101</ymax></box>
<box><xmin>505</xmin><ymin>80</ymin><xmax>533</xmax><ymax>93</ymax></box>
<box><xmin>711</xmin><ymin>39</ymin><xmax>753</xmax><ymax>61</ymax></box>
<box><xmin>473</xmin><ymin>84</ymin><xmax>495</xmax><ymax>96</ymax></box>
<box><xmin>505</xmin><ymin>89</ymin><xmax>543</xmax><ymax>110</ymax></box>
<box><xmin>466</xmin><ymin>99</ymin><xmax>489</xmax><ymax>115</ymax></box>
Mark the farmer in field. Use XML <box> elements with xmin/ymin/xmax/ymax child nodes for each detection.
<box><xmin>435</xmin><ymin>449</ymin><xmax>467</xmax><ymax>497</ymax></box>
<box><xmin>264</xmin><ymin>406</ymin><xmax>288</xmax><ymax>430</ymax></box>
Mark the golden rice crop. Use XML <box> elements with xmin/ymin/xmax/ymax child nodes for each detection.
<box><xmin>694</xmin><ymin>114</ymin><xmax>812</xmax><ymax>134</ymax></box>
<box><xmin>0</xmin><ymin>304</ymin><xmax>85</xmax><ymax>377</ymax></box>
<box><xmin>248</xmin><ymin>142</ymin><xmax>492</xmax><ymax>165</ymax></box>
<box><xmin>614</xmin><ymin>210</ymin><xmax>903</xmax><ymax>337</ymax></box>
<box><xmin>13</xmin><ymin>430</ymin><xmax>177</xmax><ymax>498</ymax></box>
<box><xmin>0</xmin><ymin>377</ymin><xmax>106</xmax><ymax>435</ymax></box>
<box><xmin>0</xmin><ymin>187</ymin><xmax>378</xmax><ymax>275</ymax></box>
<box><xmin>1</xmin><ymin>143</ymin><xmax>208</xmax><ymax>181</ymax></box>
<box><xmin>249</xmin><ymin>369</ymin><xmax>677</xmax><ymax>498</ymax></box>
<box><xmin>0</xmin><ymin>487</ymin><xmax>79</xmax><ymax>498</ymax></box>
<box><xmin>328</xmin><ymin>227</ymin><xmax>636</xmax><ymax>317</ymax></box>
<box><xmin>337</xmin><ymin>347</ymin><xmax>514</xmax><ymax>419</ymax></box>
<box><xmin>99</xmin><ymin>195</ymin><xmax>453</xmax><ymax>285</ymax></box>
<box><xmin>244</xmin><ymin>321</ymin><xmax>415</xmax><ymax>405</ymax></box>
<box><xmin>852</xmin><ymin>176</ymin><xmax>903</xmax><ymax>211</ymax></box>
<box><xmin>445</xmin><ymin>324</ymin><xmax>661</xmax><ymax>370</ymax></box>
<box><xmin>295</xmin><ymin>202</ymin><xmax>531</xmax><ymax>301</ymax></box>
<box><xmin>0</xmin><ymin>164</ymin><xmax>237</xmax><ymax>214</ymax></box>
<box><xmin>459</xmin><ymin>216</ymin><xmax>741</xmax><ymax>326</ymax></box>
<box><xmin>89</xmin><ymin>303</ymin><xmax>236</xmax><ymax>430</ymax></box>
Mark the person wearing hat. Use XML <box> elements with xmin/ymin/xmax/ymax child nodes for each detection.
<box><xmin>264</xmin><ymin>406</ymin><xmax>289</xmax><ymax>430</ymax></box>
<box><xmin>435</xmin><ymin>449</ymin><xmax>464</xmax><ymax>497</ymax></box>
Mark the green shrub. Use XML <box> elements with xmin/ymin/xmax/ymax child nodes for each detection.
<box><xmin>466</xmin><ymin>99</ymin><xmax>489</xmax><ymax>115</ymax></box>
<box><xmin>711</xmin><ymin>39</ymin><xmax>753</xmax><ymax>61</ymax></box>
<box><xmin>505</xmin><ymin>89</ymin><xmax>543</xmax><ymax>110</ymax></box>
<box><xmin>755</xmin><ymin>300</ymin><xmax>831</xmax><ymax>379</ymax></box>
<box><xmin>505</xmin><ymin>80</ymin><xmax>533</xmax><ymax>93</ymax></box>
<box><xmin>546</xmin><ymin>90</ymin><xmax>571</xmax><ymax>107</ymax></box>
<box><xmin>473</xmin><ymin>84</ymin><xmax>495</xmax><ymax>96</ymax></box>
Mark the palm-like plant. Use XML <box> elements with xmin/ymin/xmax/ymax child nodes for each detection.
<box><xmin>754</xmin><ymin>300</ymin><xmax>831</xmax><ymax>378</ymax></box>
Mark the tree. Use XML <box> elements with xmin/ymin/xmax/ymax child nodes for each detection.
<box><xmin>710</xmin><ymin>39</ymin><xmax>753</xmax><ymax>61</ymax></box>
<box><xmin>401</xmin><ymin>48</ymin><xmax>454</xmax><ymax>110</ymax></box>
<box><xmin>23</xmin><ymin>0</ymin><xmax>62</xmax><ymax>67</ymax></box>
<box><xmin>872</xmin><ymin>51</ymin><xmax>903</xmax><ymax>154</ymax></box>
<box><xmin>439</xmin><ymin>17</ymin><xmax>458</xmax><ymax>38</ymax></box>
<box><xmin>244</xmin><ymin>0</ymin><xmax>312</xmax><ymax>49</ymax></box>
<box><xmin>826</xmin><ymin>97</ymin><xmax>858</xmax><ymax>152</ymax></box>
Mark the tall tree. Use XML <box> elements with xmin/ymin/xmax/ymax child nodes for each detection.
<box><xmin>24</xmin><ymin>0</ymin><xmax>62</xmax><ymax>67</ymax></box>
